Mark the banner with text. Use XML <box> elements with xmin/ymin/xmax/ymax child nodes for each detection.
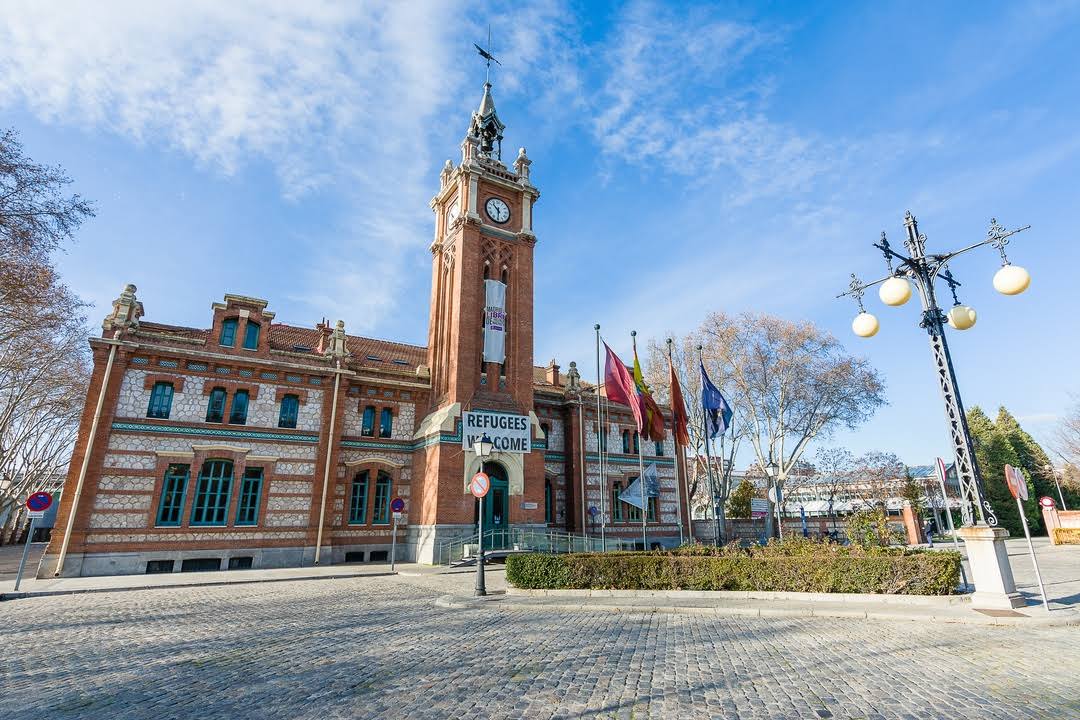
<box><xmin>462</xmin><ymin>411</ymin><xmax>531</xmax><ymax>454</ymax></box>
<box><xmin>482</xmin><ymin>279</ymin><xmax>507</xmax><ymax>364</ymax></box>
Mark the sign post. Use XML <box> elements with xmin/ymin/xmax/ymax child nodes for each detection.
<box><xmin>1005</xmin><ymin>464</ymin><xmax>1049</xmax><ymax>611</ymax></box>
<box><xmin>469</xmin><ymin>472</ymin><xmax>491</xmax><ymax>597</ymax></box>
<box><xmin>389</xmin><ymin>497</ymin><xmax>406</xmax><ymax>572</ymax></box>
<box><xmin>14</xmin><ymin>491</ymin><xmax>53</xmax><ymax>592</ymax></box>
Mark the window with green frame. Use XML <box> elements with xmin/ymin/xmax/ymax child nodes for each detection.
<box><xmin>278</xmin><ymin>394</ymin><xmax>299</xmax><ymax>428</ymax></box>
<box><xmin>206</xmin><ymin>387</ymin><xmax>227</xmax><ymax>423</ymax></box>
<box><xmin>156</xmin><ymin>464</ymin><xmax>189</xmax><ymax>526</ymax></box>
<box><xmin>372</xmin><ymin>472</ymin><xmax>391</xmax><ymax>525</ymax></box>
<box><xmin>654</xmin><ymin>439</ymin><xmax>664</xmax><ymax>456</ymax></box>
<box><xmin>625</xmin><ymin>476</ymin><xmax>642</xmax><ymax>522</ymax></box>
<box><xmin>243</xmin><ymin>321</ymin><xmax>260</xmax><ymax>350</ymax></box>
<box><xmin>349</xmin><ymin>471</ymin><xmax>369</xmax><ymax>524</ymax></box>
<box><xmin>621</xmin><ymin>430</ymin><xmax>631</xmax><ymax>454</ymax></box>
<box><xmin>229</xmin><ymin>389</ymin><xmax>249</xmax><ymax>425</ymax></box>
<box><xmin>599</xmin><ymin>425</ymin><xmax>607</xmax><ymax>452</ymax></box>
<box><xmin>611</xmin><ymin>481</ymin><xmax>624</xmax><ymax>522</ymax></box>
<box><xmin>379</xmin><ymin>408</ymin><xmax>393</xmax><ymax>438</ymax></box>
<box><xmin>235</xmin><ymin>467</ymin><xmax>263</xmax><ymax>526</ymax></box>
<box><xmin>647</xmin><ymin>495</ymin><xmax>657</xmax><ymax>523</ymax></box>
<box><xmin>544</xmin><ymin>480</ymin><xmax>553</xmax><ymax>524</ymax></box>
<box><xmin>632</xmin><ymin>431</ymin><xmax>639</xmax><ymax>455</ymax></box>
<box><xmin>191</xmin><ymin>460</ymin><xmax>233</xmax><ymax>526</ymax></box>
<box><xmin>220</xmin><ymin>318</ymin><xmax>238</xmax><ymax>347</ymax></box>
<box><xmin>147</xmin><ymin>381</ymin><xmax>174</xmax><ymax>419</ymax></box>
<box><xmin>361</xmin><ymin>406</ymin><xmax>376</xmax><ymax>436</ymax></box>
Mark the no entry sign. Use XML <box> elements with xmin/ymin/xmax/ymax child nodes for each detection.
<box><xmin>469</xmin><ymin>472</ymin><xmax>490</xmax><ymax>498</ymax></box>
<box><xmin>26</xmin><ymin>491</ymin><xmax>53</xmax><ymax>513</ymax></box>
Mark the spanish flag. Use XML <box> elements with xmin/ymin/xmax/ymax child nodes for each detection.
<box><xmin>632</xmin><ymin>341</ymin><xmax>667</xmax><ymax>442</ymax></box>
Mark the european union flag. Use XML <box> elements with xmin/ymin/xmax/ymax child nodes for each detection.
<box><xmin>700</xmin><ymin>361</ymin><xmax>733</xmax><ymax>439</ymax></box>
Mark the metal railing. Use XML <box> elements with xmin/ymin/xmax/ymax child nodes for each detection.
<box><xmin>435</xmin><ymin>528</ymin><xmax>623</xmax><ymax>566</ymax></box>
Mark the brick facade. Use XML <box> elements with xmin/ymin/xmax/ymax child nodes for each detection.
<box><xmin>39</xmin><ymin>84</ymin><xmax>690</xmax><ymax>577</ymax></box>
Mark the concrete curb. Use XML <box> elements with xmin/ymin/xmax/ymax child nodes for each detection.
<box><xmin>0</xmin><ymin>571</ymin><xmax>397</xmax><ymax>601</ymax></box>
<box><xmin>506</xmin><ymin>587</ymin><xmax>973</xmax><ymax>606</ymax></box>
<box><xmin>435</xmin><ymin>594</ymin><xmax>1080</xmax><ymax>627</ymax></box>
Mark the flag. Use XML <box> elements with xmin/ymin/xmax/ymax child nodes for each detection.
<box><xmin>643</xmin><ymin>462</ymin><xmax>661</xmax><ymax>498</ymax></box>
<box><xmin>700</xmin><ymin>361</ymin><xmax>733</xmax><ymax>439</ymax></box>
<box><xmin>632</xmin><ymin>343</ymin><xmax>667</xmax><ymax>441</ymax></box>
<box><xmin>603</xmin><ymin>342</ymin><xmax>644</xmax><ymax>433</ymax></box>
<box><xmin>619</xmin><ymin>476</ymin><xmax>646</xmax><ymax>509</ymax></box>
<box><xmin>668</xmin><ymin>356</ymin><xmax>690</xmax><ymax>447</ymax></box>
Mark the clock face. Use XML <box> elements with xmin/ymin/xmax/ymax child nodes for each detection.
<box><xmin>447</xmin><ymin>199</ymin><xmax>460</xmax><ymax>223</ymax></box>
<box><xmin>485</xmin><ymin>197</ymin><xmax>510</xmax><ymax>224</ymax></box>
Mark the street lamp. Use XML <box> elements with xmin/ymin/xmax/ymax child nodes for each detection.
<box><xmin>1044</xmin><ymin>463</ymin><xmax>1068</xmax><ymax>511</ymax></box>
<box><xmin>839</xmin><ymin>213</ymin><xmax>1031</xmax><ymax>528</ymax></box>
<box><xmin>473</xmin><ymin>432</ymin><xmax>493</xmax><ymax>597</ymax></box>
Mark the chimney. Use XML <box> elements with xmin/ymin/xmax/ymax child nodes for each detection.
<box><xmin>545</xmin><ymin>359</ymin><xmax>560</xmax><ymax>387</ymax></box>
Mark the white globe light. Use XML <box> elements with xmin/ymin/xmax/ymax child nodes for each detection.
<box><xmin>946</xmin><ymin>305</ymin><xmax>977</xmax><ymax>330</ymax></box>
<box><xmin>852</xmin><ymin>312</ymin><xmax>879</xmax><ymax>338</ymax></box>
<box><xmin>993</xmin><ymin>265</ymin><xmax>1031</xmax><ymax>295</ymax></box>
<box><xmin>878</xmin><ymin>277</ymin><xmax>912</xmax><ymax>306</ymax></box>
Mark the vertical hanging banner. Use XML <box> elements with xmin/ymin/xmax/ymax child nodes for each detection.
<box><xmin>483</xmin><ymin>279</ymin><xmax>507</xmax><ymax>364</ymax></box>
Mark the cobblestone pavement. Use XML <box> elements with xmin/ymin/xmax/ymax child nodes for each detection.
<box><xmin>3</xmin><ymin>572</ymin><xmax>1078</xmax><ymax>720</ymax></box>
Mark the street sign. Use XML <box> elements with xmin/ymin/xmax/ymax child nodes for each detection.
<box><xmin>27</xmin><ymin>511</ymin><xmax>45</xmax><ymax>519</ymax></box>
<box><xmin>767</xmin><ymin>486</ymin><xmax>782</xmax><ymax>504</ymax></box>
<box><xmin>26</xmin><ymin>491</ymin><xmax>53</xmax><ymax>512</ymax></box>
<box><xmin>392</xmin><ymin>511</ymin><xmax>403</xmax><ymax>520</ymax></box>
<box><xmin>390</xmin><ymin>497</ymin><xmax>405</xmax><ymax>513</ymax></box>
<box><xmin>588</xmin><ymin>506</ymin><xmax>598</xmax><ymax>517</ymax></box>
<box><xmin>469</xmin><ymin>472</ymin><xmax>490</xmax><ymax>498</ymax></box>
<box><xmin>1004</xmin><ymin>464</ymin><xmax>1029</xmax><ymax>501</ymax></box>
<box><xmin>1039</xmin><ymin>496</ymin><xmax>1056</xmax><ymax>509</ymax></box>
<box><xmin>750</xmin><ymin>498</ymin><xmax>769</xmax><ymax>518</ymax></box>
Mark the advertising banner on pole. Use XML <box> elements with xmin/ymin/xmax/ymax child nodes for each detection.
<box><xmin>482</xmin><ymin>279</ymin><xmax>507</xmax><ymax>364</ymax></box>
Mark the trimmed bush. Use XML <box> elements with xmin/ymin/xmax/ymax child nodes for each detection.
<box><xmin>505</xmin><ymin>539</ymin><xmax>961</xmax><ymax>595</ymax></box>
<box><xmin>1053</xmin><ymin>527</ymin><xmax>1080</xmax><ymax>545</ymax></box>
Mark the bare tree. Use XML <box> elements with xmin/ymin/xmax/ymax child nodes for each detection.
<box><xmin>849</xmin><ymin>451</ymin><xmax>907</xmax><ymax>511</ymax></box>
<box><xmin>699</xmin><ymin>312</ymin><xmax>886</xmax><ymax>536</ymax></box>
<box><xmin>0</xmin><ymin>128</ymin><xmax>93</xmax><ymax>542</ymax></box>
<box><xmin>645</xmin><ymin>335</ymin><xmax>748</xmax><ymax>539</ymax></box>
<box><xmin>1055</xmin><ymin>395</ymin><xmax>1080</xmax><ymax>465</ymax></box>
<box><xmin>813</xmin><ymin>446</ymin><xmax>854</xmax><ymax>531</ymax></box>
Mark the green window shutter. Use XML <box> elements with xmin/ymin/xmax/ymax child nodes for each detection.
<box><xmin>206</xmin><ymin>388</ymin><xmax>227</xmax><ymax>423</ymax></box>
<box><xmin>243</xmin><ymin>321</ymin><xmax>260</xmax><ymax>350</ymax></box>
<box><xmin>229</xmin><ymin>390</ymin><xmax>249</xmax><ymax>425</ymax></box>
<box><xmin>373</xmin><ymin>472</ymin><xmax>391</xmax><ymax>525</ymax></box>
<box><xmin>349</xmin><ymin>471</ymin><xmax>369</xmax><ymax>524</ymax></box>
<box><xmin>379</xmin><ymin>408</ymin><xmax>393</xmax><ymax>438</ymax></box>
<box><xmin>156</xmin><ymin>464</ymin><xmax>189</xmax><ymax>526</ymax></box>
<box><xmin>278</xmin><ymin>394</ymin><xmax>299</xmax><ymax>428</ymax></box>
<box><xmin>191</xmin><ymin>460</ymin><xmax>233</xmax><ymax>526</ymax></box>
<box><xmin>220</xmin><ymin>318</ymin><xmax>238</xmax><ymax>347</ymax></box>
<box><xmin>147</xmin><ymin>382</ymin><xmax>174</xmax><ymax>419</ymax></box>
<box><xmin>361</xmin><ymin>406</ymin><xmax>375</xmax><ymax>436</ymax></box>
<box><xmin>235</xmin><ymin>467</ymin><xmax>263</xmax><ymax>526</ymax></box>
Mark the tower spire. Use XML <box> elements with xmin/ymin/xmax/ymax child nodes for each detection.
<box><xmin>470</xmin><ymin>29</ymin><xmax>506</xmax><ymax>160</ymax></box>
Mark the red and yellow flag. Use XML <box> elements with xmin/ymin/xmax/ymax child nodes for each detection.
<box><xmin>632</xmin><ymin>344</ymin><xmax>666</xmax><ymax>442</ymax></box>
<box><xmin>668</xmin><ymin>356</ymin><xmax>690</xmax><ymax>447</ymax></box>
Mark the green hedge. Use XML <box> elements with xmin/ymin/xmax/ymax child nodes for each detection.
<box><xmin>505</xmin><ymin>540</ymin><xmax>961</xmax><ymax>595</ymax></box>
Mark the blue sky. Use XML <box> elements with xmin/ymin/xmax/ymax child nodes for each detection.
<box><xmin>2</xmin><ymin>1</ymin><xmax>1078</xmax><ymax>465</ymax></box>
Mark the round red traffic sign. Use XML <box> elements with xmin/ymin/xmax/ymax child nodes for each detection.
<box><xmin>390</xmin><ymin>497</ymin><xmax>406</xmax><ymax>513</ymax></box>
<box><xmin>1039</xmin><ymin>496</ymin><xmax>1056</xmax><ymax>509</ymax></box>
<box><xmin>26</xmin><ymin>491</ymin><xmax>53</xmax><ymax>512</ymax></box>
<box><xmin>469</xmin><ymin>472</ymin><xmax>490</xmax><ymax>498</ymax></box>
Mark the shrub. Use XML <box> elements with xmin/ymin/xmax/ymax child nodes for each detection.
<box><xmin>505</xmin><ymin>542</ymin><xmax>961</xmax><ymax>595</ymax></box>
<box><xmin>846</xmin><ymin>507</ymin><xmax>902</xmax><ymax>548</ymax></box>
<box><xmin>1053</xmin><ymin>527</ymin><xmax>1080</xmax><ymax>545</ymax></box>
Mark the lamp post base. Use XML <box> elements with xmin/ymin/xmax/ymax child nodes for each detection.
<box><xmin>958</xmin><ymin>525</ymin><xmax>1024</xmax><ymax>609</ymax></box>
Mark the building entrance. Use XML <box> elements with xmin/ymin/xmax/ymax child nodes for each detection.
<box><xmin>475</xmin><ymin>461</ymin><xmax>510</xmax><ymax>547</ymax></box>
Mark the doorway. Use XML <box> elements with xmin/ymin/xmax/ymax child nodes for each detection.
<box><xmin>475</xmin><ymin>460</ymin><xmax>509</xmax><ymax>548</ymax></box>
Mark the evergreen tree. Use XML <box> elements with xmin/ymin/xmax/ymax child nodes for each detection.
<box><xmin>996</xmin><ymin>406</ymin><xmax>1080</xmax><ymax>527</ymax></box>
<box><xmin>967</xmin><ymin>406</ymin><xmax>1039</xmax><ymax>536</ymax></box>
<box><xmin>726</xmin><ymin>477</ymin><xmax>755</xmax><ymax>519</ymax></box>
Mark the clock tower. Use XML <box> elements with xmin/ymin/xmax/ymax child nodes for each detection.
<box><xmin>410</xmin><ymin>78</ymin><xmax>545</xmax><ymax>561</ymax></box>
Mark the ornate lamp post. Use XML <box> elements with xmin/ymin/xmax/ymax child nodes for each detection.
<box><xmin>473</xmin><ymin>433</ymin><xmax>494</xmax><ymax>597</ymax></box>
<box><xmin>838</xmin><ymin>212</ymin><xmax>1032</xmax><ymax>609</ymax></box>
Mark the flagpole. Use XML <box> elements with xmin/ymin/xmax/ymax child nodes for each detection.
<box><xmin>667</xmin><ymin>339</ymin><xmax>687</xmax><ymax>545</ymax></box>
<box><xmin>595</xmin><ymin>324</ymin><xmax>607</xmax><ymax>552</ymax></box>
<box><xmin>632</xmin><ymin>331</ymin><xmax>648</xmax><ymax>551</ymax></box>
<box><xmin>698</xmin><ymin>344</ymin><xmax>722</xmax><ymax>545</ymax></box>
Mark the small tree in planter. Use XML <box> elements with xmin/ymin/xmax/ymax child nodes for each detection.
<box><xmin>846</xmin><ymin>507</ymin><xmax>901</xmax><ymax>548</ymax></box>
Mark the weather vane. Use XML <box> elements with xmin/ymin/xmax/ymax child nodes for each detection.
<box><xmin>473</xmin><ymin>25</ymin><xmax>501</xmax><ymax>84</ymax></box>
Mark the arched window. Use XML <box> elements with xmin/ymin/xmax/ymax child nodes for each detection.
<box><xmin>243</xmin><ymin>321</ymin><xmax>260</xmax><ymax>350</ymax></box>
<box><xmin>147</xmin><ymin>381</ymin><xmax>174</xmax><ymax>419</ymax></box>
<box><xmin>544</xmin><ymin>480</ymin><xmax>553</xmax><ymax>524</ymax></box>
<box><xmin>278</xmin><ymin>394</ymin><xmax>300</xmax><ymax>428</ymax></box>
<box><xmin>372</xmin><ymin>471</ymin><xmax>392</xmax><ymax>525</ymax></box>
<box><xmin>191</xmin><ymin>460</ymin><xmax>233</xmax><ymax>526</ymax></box>
<box><xmin>621</xmin><ymin>430</ymin><xmax>631</xmax><ymax>454</ymax></box>
<box><xmin>361</xmin><ymin>406</ymin><xmax>376</xmax><ymax>436</ymax></box>
<box><xmin>220</xmin><ymin>318</ymin><xmax>238</xmax><ymax>347</ymax></box>
<box><xmin>349</xmin><ymin>471</ymin><xmax>369</xmax><ymax>524</ymax></box>
<box><xmin>379</xmin><ymin>408</ymin><xmax>393</xmax><ymax>438</ymax></box>
<box><xmin>205</xmin><ymin>387</ymin><xmax>227</xmax><ymax>423</ymax></box>
<box><xmin>229</xmin><ymin>389</ymin><xmax>249</xmax><ymax>425</ymax></box>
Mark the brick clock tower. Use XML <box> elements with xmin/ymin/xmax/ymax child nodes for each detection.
<box><xmin>410</xmin><ymin>79</ymin><xmax>545</xmax><ymax>562</ymax></box>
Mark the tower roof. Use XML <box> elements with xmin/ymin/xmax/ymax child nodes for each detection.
<box><xmin>469</xmin><ymin>81</ymin><xmax>506</xmax><ymax>160</ymax></box>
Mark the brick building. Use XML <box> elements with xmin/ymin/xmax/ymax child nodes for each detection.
<box><xmin>41</xmin><ymin>80</ymin><xmax>689</xmax><ymax>577</ymax></box>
